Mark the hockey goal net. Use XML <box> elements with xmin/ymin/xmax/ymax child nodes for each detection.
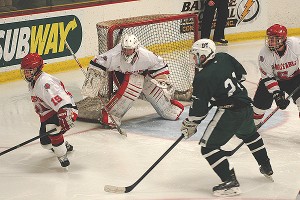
<box><xmin>77</xmin><ymin>13</ymin><xmax>199</xmax><ymax>122</ymax></box>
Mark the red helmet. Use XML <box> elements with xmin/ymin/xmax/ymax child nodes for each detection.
<box><xmin>265</xmin><ymin>24</ymin><xmax>287</xmax><ymax>51</ymax></box>
<box><xmin>20</xmin><ymin>53</ymin><xmax>44</xmax><ymax>82</ymax></box>
<box><xmin>21</xmin><ymin>53</ymin><xmax>44</xmax><ymax>70</ymax></box>
<box><xmin>266</xmin><ymin>24</ymin><xmax>287</xmax><ymax>39</ymax></box>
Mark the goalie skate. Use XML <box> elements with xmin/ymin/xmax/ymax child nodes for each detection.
<box><xmin>213</xmin><ymin>169</ymin><xmax>241</xmax><ymax>197</ymax></box>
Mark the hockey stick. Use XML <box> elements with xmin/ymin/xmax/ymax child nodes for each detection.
<box><xmin>224</xmin><ymin>84</ymin><xmax>300</xmax><ymax>157</ymax></box>
<box><xmin>0</xmin><ymin>128</ymin><xmax>57</xmax><ymax>156</ymax></box>
<box><xmin>64</xmin><ymin>40</ymin><xmax>127</xmax><ymax>137</ymax></box>
<box><xmin>104</xmin><ymin>134</ymin><xmax>185</xmax><ymax>193</ymax></box>
<box><xmin>114</xmin><ymin>28</ymin><xmax>124</xmax><ymax>46</ymax></box>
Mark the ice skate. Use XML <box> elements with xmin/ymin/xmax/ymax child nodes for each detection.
<box><xmin>214</xmin><ymin>39</ymin><xmax>228</xmax><ymax>46</ymax></box>
<box><xmin>213</xmin><ymin>169</ymin><xmax>241</xmax><ymax>197</ymax></box>
<box><xmin>65</xmin><ymin>141</ymin><xmax>73</xmax><ymax>152</ymax></box>
<box><xmin>260</xmin><ymin>160</ymin><xmax>274</xmax><ymax>182</ymax></box>
<box><xmin>57</xmin><ymin>153</ymin><xmax>70</xmax><ymax>168</ymax></box>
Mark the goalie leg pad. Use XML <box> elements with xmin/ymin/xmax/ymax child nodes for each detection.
<box><xmin>102</xmin><ymin>74</ymin><xmax>144</xmax><ymax>125</ymax></box>
<box><xmin>142</xmin><ymin>76</ymin><xmax>184</xmax><ymax>120</ymax></box>
<box><xmin>82</xmin><ymin>65</ymin><xmax>108</xmax><ymax>97</ymax></box>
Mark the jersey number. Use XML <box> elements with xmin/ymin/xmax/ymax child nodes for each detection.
<box><xmin>51</xmin><ymin>95</ymin><xmax>63</xmax><ymax>106</ymax></box>
<box><xmin>224</xmin><ymin>72</ymin><xmax>243</xmax><ymax>97</ymax></box>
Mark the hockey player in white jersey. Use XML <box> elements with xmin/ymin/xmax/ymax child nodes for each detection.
<box><xmin>20</xmin><ymin>53</ymin><xmax>78</xmax><ymax>167</ymax></box>
<box><xmin>253</xmin><ymin>24</ymin><xmax>300</xmax><ymax>124</ymax></box>
<box><xmin>82</xmin><ymin>34</ymin><xmax>184</xmax><ymax>127</ymax></box>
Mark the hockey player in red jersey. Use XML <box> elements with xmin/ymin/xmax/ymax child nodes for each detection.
<box><xmin>20</xmin><ymin>53</ymin><xmax>78</xmax><ymax>167</ymax></box>
<box><xmin>81</xmin><ymin>34</ymin><xmax>184</xmax><ymax>127</ymax></box>
<box><xmin>253</xmin><ymin>24</ymin><xmax>300</xmax><ymax>125</ymax></box>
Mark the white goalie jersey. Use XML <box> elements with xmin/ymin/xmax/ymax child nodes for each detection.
<box><xmin>91</xmin><ymin>43</ymin><xmax>169</xmax><ymax>76</ymax></box>
<box><xmin>258</xmin><ymin>37</ymin><xmax>300</xmax><ymax>93</ymax></box>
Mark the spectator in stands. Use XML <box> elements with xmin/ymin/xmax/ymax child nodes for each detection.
<box><xmin>0</xmin><ymin>0</ymin><xmax>17</xmax><ymax>12</ymax></box>
<box><xmin>200</xmin><ymin>0</ymin><xmax>229</xmax><ymax>45</ymax></box>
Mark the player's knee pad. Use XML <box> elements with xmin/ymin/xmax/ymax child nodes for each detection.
<box><xmin>46</xmin><ymin>124</ymin><xmax>64</xmax><ymax>146</ymax></box>
<box><xmin>142</xmin><ymin>76</ymin><xmax>184</xmax><ymax>120</ymax></box>
<box><xmin>40</xmin><ymin>124</ymin><xmax>59</xmax><ymax>146</ymax></box>
<box><xmin>104</xmin><ymin>74</ymin><xmax>144</xmax><ymax>120</ymax></box>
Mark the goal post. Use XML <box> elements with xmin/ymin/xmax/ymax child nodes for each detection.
<box><xmin>77</xmin><ymin>13</ymin><xmax>199</xmax><ymax>122</ymax></box>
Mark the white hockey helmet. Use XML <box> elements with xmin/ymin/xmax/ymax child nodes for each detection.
<box><xmin>121</xmin><ymin>34</ymin><xmax>140</xmax><ymax>64</ymax></box>
<box><xmin>190</xmin><ymin>39</ymin><xmax>216</xmax><ymax>68</ymax></box>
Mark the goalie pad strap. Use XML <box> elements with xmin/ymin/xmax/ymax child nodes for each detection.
<box><xmin>105</xmin><ymin>74</ymin><xmax>144</xmax><ymax>119</ymax></box>
<box><xmin>142</xmin><ymin>75</ymin><xmax>183</xmax><ymax>120</ymax></box>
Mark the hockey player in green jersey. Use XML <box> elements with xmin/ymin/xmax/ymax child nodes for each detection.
<box><xmin>180</xmin><ymin>39</ymin><xmax>273</xmax><ymax>197</ymax></box>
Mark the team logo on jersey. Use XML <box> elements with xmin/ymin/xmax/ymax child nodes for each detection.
<box><xmin>260</xmin><ymin>56</ymin><xmax>264</xmax><ymax>62</ymax></box>
<box><xmin>44</xmin><ymin>83</ymin><xmax>50</xmax><ymax>89</ymax></box>
<box><xmin>101</xmin><ymin>56</ymin><xmax>108</xmax><ymax>61</ymax></box>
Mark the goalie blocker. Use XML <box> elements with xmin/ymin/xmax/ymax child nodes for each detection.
<box><xmin>82</xmin><ymin>65</ymin><xmax>184</xmax><ymax>127</ymax></box>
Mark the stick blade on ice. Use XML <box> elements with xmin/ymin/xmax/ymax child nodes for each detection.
<box><xmin>104</xmin><ymin>185</ymin><xmax>126</xmax><ymax>193</ymax></box>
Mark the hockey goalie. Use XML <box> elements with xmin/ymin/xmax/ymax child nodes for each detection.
<box><xmin>79</xmin><ymin>34</ymin><xmax>184</xmax><ymax>127</ymax></box>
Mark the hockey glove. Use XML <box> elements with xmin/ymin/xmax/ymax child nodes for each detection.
<box><xmin>181</xmin><ymin>118</ymin><xmax>198</xmax><ymax>139</ymax></box>
<box><xmin>57</xmin><ymin>107</ymin><xmax>78</xmax><ymax>131</ymax></box>
<box><xmin>273</xmin><ymin>90</ymin><xmax>290</xmax><ymax>110</ymax></box>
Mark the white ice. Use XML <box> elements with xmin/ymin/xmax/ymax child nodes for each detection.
<box><xmin>0</xmin><ymin>39</ymin><xmax>300</xmax><ymax>200</ymax></box>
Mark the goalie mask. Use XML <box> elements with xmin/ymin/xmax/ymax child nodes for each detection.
<box><xmin>265</xmin><ymin>24</ymin><xmax>287</xmax><ymax>51</ymax></box>
<box><xmin>20</xmin><ymin>53</ymin><xmax>44</xmax><ymax>82</ymax></box>
<box><xmin>121</xmin><ymin>34</ymin><xmax>140</xmax><ymax>64</ymax></box>
<box><xmin>190</xmin><ymin>39</ymin><xmax>216</xmax><ymax>68</ymax></box>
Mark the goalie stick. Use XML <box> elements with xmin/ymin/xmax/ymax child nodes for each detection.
<box><xmin>0</xmin><ymin>128</ymin><xmax>57</xmax><ymax>156</ymax></box>
<box><xmin>64</xmin><ymin>40</ymin><xmax>127</xmax><ymax>137</ymax></box>
<box><xmin>224</xmin><ymin>84</ymin><xmax>300</xmax><ymax>157</ymax></box>
<box><xmin>104</xmin><ymin>134</ymin><xmax>185</xmax><ymax>193</ymax></box>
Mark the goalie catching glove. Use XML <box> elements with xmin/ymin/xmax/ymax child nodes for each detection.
<box><xmin>57</xmin><ymin>107</ymin><xmax>78</xmax><ymax>131</ymax></box>
<box><xmin>273</xmin><ymin>90</ymin><xmax>290</xmax><ymax>110</ymax></box>
<box><xmin>181</xmin><ymin>118</ymin><xmax>199</xmax><ymax>139</ymax></box>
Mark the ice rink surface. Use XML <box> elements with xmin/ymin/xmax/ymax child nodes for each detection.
<box><xmin>0</xmin><ymin>39</ymin><xmax>300</xmax><ymax>200</ymax></box>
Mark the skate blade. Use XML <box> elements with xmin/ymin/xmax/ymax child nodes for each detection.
<box><xmin>213</xmin><ymin>187</ymin><xmax>241</xmax><ymax>197</ymax></box>
<box><xmin>263</xmin><ymin>174</ymin><xmax>274</xmax><ymax>182</ymax></box>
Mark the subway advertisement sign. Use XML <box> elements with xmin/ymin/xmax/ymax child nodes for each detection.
<box><xmin>0</xmin><ymin>15</ymin><xmax>82</xmax><ymax>67</ymax></box>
